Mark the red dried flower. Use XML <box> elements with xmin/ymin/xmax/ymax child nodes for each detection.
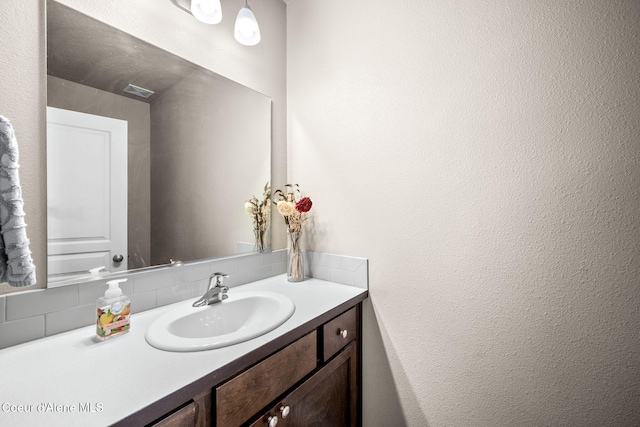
<box><xmin>295</xmin><ymin>196</ymin><xmax>313</xmax><ymax>213</ymax></box>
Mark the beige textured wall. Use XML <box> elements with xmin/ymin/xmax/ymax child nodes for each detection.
<box><xmin>287</xmin><ymin>1</ymin><xmax>640</xmax><ymax>426</ymax></box>
<box><xmin>0</xmin><ymin>0</ymin><xmax>286</xmax><ymax>294</ymax></box>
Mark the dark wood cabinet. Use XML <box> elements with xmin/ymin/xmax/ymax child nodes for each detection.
<box><xmin>250</xmin><ymin>342</ymin><xmax>358</xmax><ymax>427</ymax></box>
<box><xmin>133</xmin><ymin>302</ymin><xmax>363</xmax><ymax>427</ymax></box>
<box><xmin>322</xmin><ymin>307</ymin><xmax>357</xmax><ymax>362</ymax></box>
<box><xmin>148</xmin><ymin>390</ymin><xmax>211</xmax><ymax>427</ymax></box>
<box><xmin>247</xmin><ymin>306</ymin><xmax>360</xmax><ymax>427</ymax></box>
<box><xmin>216</xmin><ymin>332</ymin><xmax>318</xmax><ymax>426</ymax></box>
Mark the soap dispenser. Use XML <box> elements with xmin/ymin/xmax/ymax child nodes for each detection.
<box><xmin>96</xmin><ymin>278</ymin><xmax>131</xmax><ymax>340</ymax></box>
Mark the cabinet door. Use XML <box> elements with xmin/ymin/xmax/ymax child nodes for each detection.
<box><xmin>148</xmin><ymin>390</ymin><xmax>211</xmax><ymax>427</ymax></box>
<box><xmin>252</xmin><ymin>342</ymin><xmax>358</xmax><ymax>427</ymax></box>
<box><xmin>149</xmin><ymin>402</ymin><xmax>196</xmax><ymax>427</ymax></box>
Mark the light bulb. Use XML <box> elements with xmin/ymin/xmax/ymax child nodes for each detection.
<box><xmin>191</xmin><ymin>0</ymin><xmax>222</xmax><ymax>24</ymax></box>
<box><xmin>234</xmin><ymin>6</ymin><xmax>261</xmax><ymax>46</ymax></box>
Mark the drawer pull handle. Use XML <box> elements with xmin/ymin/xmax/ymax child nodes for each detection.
<box><xmin>279</xmin><ymin>405</ymin><xmax>291</xmax><ymax>418</ymax></box>
<box><xmin>267</xmin><ymin>415</ymin><xmax>279</xmax><ymax>427</ymax></box>
<box><xmin>339</xmin><ymin>329</ymin><xmax>348</xmax><ymax>339</ymax></box>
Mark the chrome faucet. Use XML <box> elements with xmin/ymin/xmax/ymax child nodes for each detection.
<box><xmin>192</xmin><ymin>272</ymin><xmax>229</xmax><ymax>307</ymax></box>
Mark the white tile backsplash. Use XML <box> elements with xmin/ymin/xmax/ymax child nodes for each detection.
<box><xmin>225</xmin><ymin>269</ymin><xmax>252</xmax><ymax>288</ymax></box>
<box><xmin>354</xmin><ymin>261</ymin><xmax>369</xmax><ymax>289</ymax></box>
<box><xmin>309</xmin><ymin>252</ymin><xmax>342</xmax><ymax>269</ymax></box>
<box><xmin>273</xmin><ymin>262</ymin><xmax>287</xmax><ymax>276</ymax></box>
<box><xmin>250</xmin><ymin>264</ymin><xmax>276</xmax><ymax>282</ymax></box>
<box><xmin>331</xmin><ymin>268</ymin><xmax>355</xmax><ymax>287</ymax></box>
<box><xmin>0</xmin><ymin>250</ymin><xmax>368</xmax><ymax>349</ymax></box>
<box><xmin>341</xmin><ymin>255</ymin><xmax>366</xmax><ymax>272</ymax></box>
<box><xmin>133</xmin><ymin>270</ymin><xmax>178</xmax><ymax>293</ymax></box>
<box><xmin>6</xmin><ymin>285</ymin><xmax>79</xmax><ymax>321</ymax></box>
<box><xmin>156</xmin><ymin>280</ymin><xmax>207</xmax><ymax>307</ymax></box>
<box><xmin>209</xmin><ymin>257</ymin><xmax>240</xmax><ymax>275</ymax></box>
<box><xmin>172</xmin><ymin>262</ymin><xmax>211</xmax><ymax>283</ymax></box>
<box><xmin>0</xmin><ymin>316</ymin><xmax>45</xmax><ymax>348</ymax></box>
<box><xmin>238</xmin><ymin>252</ymin><xmax>263</xmax><ymax>271</ymax></box>
<box><xmin>308</xmin><ymin>263</ymin><xmax>331</xmax><ymax>282</ymax></box>
<box><xmin>306</xmin><ymin>251</ymin><xmax>368</xmax><ymax>290</ymax></box>
<box><xmin>129</xmin><ymin>290</ymin><xmax>157</xmax><ymax>314</ymax></box>
<box><xmin>45</xmin><ymin>304</ymin><xmax>95</xmax><ymax>336</ymax></box>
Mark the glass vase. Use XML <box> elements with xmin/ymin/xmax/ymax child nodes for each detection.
<box><xmin>254</xmin><ymin>228</ymin><xmax>266</xmax><ymax>253</ymax></box>
<box><xmin>287</xmin><ymin>230</ymin><xmax>304</xmax><ymax>282</ymax></box>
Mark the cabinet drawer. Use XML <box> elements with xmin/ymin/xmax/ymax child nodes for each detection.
<box><xmin>322</xmin><ymin>307</ymin><xmax>357</xmax><ymax>362</ymax></box>
<box><xmin>216</xmin><ymin>331</ymin><xmax>317</xmax><ymax>427</ymax></box>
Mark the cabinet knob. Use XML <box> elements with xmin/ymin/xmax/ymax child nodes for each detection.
<box><xmin>112</xmin><ymin>254</ymin><xmax>124</xmax><ymax>263</ymax></box>
<box><xmin>339</xmin><ymin>329</ymin><xmax>348</xmax><ymax>339</ymax></box>
<box><xmin>279</xmin><ymin>405</ymin><xmax>291</xmax><ymax>418</ymax></box>
<box><xmin>267</xmin><ymin>415</ymin><xmax>278</xmax><ymax>427</ymax></box>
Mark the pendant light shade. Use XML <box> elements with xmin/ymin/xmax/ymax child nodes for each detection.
<box><xmin>234</xmin><ymin>5</ymin><xmax>261</xmax><ymax>46</ymax></box>
<box><xmin>191</xmin><ymin>0</ymin><xmax>222</xmax><ymax>24</ymax></box>
<box><xmin>171</xmin><ymin>0</ymin><xmax>261</xmax><ymax>45</ymax></box>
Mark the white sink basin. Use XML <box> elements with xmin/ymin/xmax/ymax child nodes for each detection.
<box><xmin>145</xmin><ymin>291</ymin><xmax>295</xmax><ymax>352</ymax></box>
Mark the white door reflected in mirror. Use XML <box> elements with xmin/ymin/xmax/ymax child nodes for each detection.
<box><xmin>46</xmin><ymin>107</ymin><xmax>128</xmax><ymax>284</ymax></box>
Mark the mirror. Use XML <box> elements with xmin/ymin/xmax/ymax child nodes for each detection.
<box><xmin>46</xmin><ymin>1</ymin><xmax>271</xmax><ymax>285</ymax></box>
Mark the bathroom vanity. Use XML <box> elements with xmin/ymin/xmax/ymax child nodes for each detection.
<box><xmin>141</xmin><ymin>305</ymin><xmax>360</xmax><ymax>427</ymax></box>
<box><xmin>0</xmin><ymin>275</ymin><xmax>367</xmax><ymax>427</ymax></box>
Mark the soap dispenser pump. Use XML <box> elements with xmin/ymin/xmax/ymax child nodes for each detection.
<box><xmin>96</xmin><ymin>278</ymin><xmax>131</xmax><ymax>340</ymax></box>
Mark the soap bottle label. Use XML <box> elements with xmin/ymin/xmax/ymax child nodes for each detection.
<box><xmin>96</xmin><ymin>302</ymin><xmax>131</xmax><ymax>338</ymax></box>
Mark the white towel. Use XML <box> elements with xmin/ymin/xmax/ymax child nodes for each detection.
<box><xmin>0</xmin><ymin>116</ymin><xmax>36</xmax><ymax>287</ymax></box>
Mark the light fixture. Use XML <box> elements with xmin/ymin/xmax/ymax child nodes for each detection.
<box><xmin>234</xmin><ymin>2</ymin><xmax>261</xmax><ymax>46</ymax></box>
<box><xmin>170</xmin><ymin>0</ymin><xmax>261</xmax><ymax>46</ymax></box>
<box><xmin>191</xmin><ymin>0</ymin><xmax>222</xmax><ymax>24</ymax></box>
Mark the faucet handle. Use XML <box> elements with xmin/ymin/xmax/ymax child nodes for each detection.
<box><xmin>211</xmin><ymin>272</ymin><xmax>229</xmax><ymax>287</ymax></box>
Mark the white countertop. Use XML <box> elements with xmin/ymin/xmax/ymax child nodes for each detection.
<box><xmin>0</xmin><ymin>275</ymin><xmax>366</xmax><ymax>427</ymax></box>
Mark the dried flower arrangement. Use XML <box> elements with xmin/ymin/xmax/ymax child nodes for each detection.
<box><xmin>273</xmin><ymin>184</ymin><xmax>313</xmax><ymax>281</ymax></box>
<box><xmin>244</xmin><ymin>182</ymin><xmax>271</xmax><ymax>252</ymax></box>
<box><xmin>273</xmin><ymin>184</ymin><xmax>313</xmax><ymax>233</ymax></box>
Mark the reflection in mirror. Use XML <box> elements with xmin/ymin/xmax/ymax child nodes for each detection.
<box><xmin>46</xmin><ymin>1</ymin><xmax>271</xmax><ymax>285</ymax></box>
